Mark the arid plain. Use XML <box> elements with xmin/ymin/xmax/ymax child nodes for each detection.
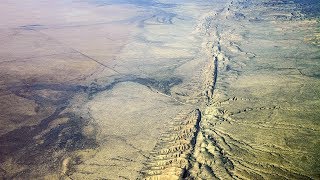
<box><xmin>0</xmin><ymin>0</ymin><xmax>319</xmax><ymax>179</ymax></box>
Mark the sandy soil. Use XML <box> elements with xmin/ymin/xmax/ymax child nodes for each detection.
<box><xmin>0</xmin><ymin>0</ymin><xmax>319</xmax><ymax>179</ymax></box>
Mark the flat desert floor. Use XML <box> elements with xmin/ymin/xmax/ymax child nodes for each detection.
<box><xmin>0</xmin><ymin>0</ymin><xmax>319</xmax><ymax>179</ymax></box>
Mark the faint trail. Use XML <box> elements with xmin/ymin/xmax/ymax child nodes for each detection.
<box><xmin>23</xmin><ymin>27</ymin><xmax>122</xmax><ymax>75</ymax></box>
<box><xmin>68</xmin><ymin>47</ymin><xmax>121</xmax><ymax>74</ymax></box>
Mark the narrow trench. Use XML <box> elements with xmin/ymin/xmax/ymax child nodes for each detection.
<box><xmin>182</xmin><ymin>109</ymin><xmax>202</xmax><ymax>178</ymax></box>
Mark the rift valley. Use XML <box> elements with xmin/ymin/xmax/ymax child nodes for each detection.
<box><xmin>0</xmin><ymin>0</ymin><xmax>319</xmax><ymax>179</ymax></box>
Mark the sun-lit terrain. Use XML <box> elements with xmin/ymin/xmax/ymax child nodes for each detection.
<box><xmin>0</xmin><ymin>0</ymin><xmax>319</xmax><ymax>179</ymax></box>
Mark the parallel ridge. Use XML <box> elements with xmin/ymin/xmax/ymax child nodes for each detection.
<box><xmin>142</xmin><ymin>109</ymin><xmax>201</xmax><ymax>180</ymax></box>
<box><xmin>140</xmin><ymin>3</ymin><xmax>236</xmax><ymax>179</ymax></box>
<box><xmin>142</xmin><ymin>0</ymin><xmax>317</xmax><ymax>179</ymax></box>
<box><xmin>190</xmin><ymin>105</ymin><xmax>312</xmax><ymax>180</ymax></box>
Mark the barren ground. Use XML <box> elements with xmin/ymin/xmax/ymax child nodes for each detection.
<box><xmin>0</xmin><ymin>0</ymin><xmax>319</xmax><ymax>179</ymax></box>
